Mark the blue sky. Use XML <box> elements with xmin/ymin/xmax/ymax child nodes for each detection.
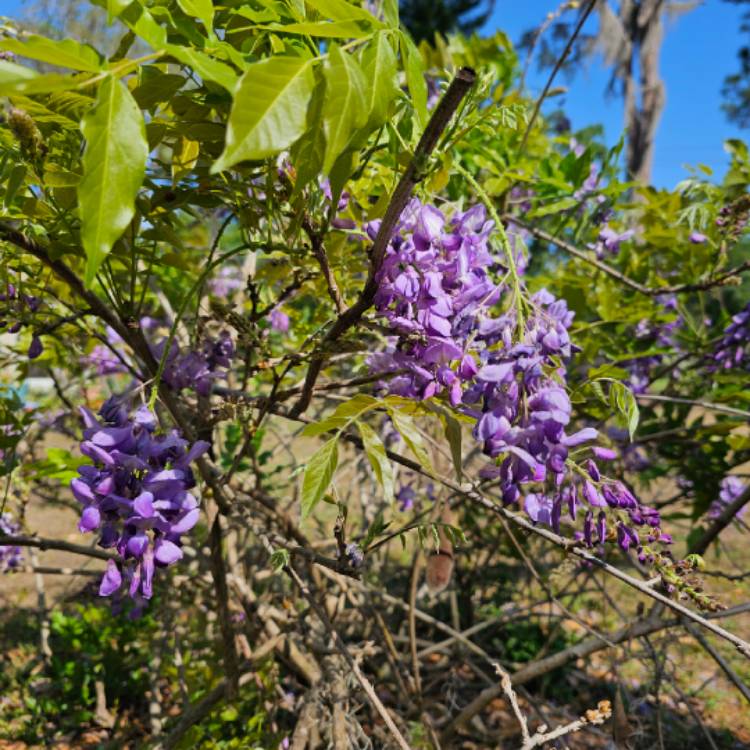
<box><xmin>486</xmin><ymin>1</ymin><xmax>747</xmax><ymax>188</ymax></box>
<box><xmin>0</xmin><ymin>0</ymin><xmax>746</xmax><ymax>187</ymax></box>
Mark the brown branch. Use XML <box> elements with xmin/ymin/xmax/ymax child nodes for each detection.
<box><xmin>302</xmin><ymin>218</ymin><xmax>346</xmax><ymax>314</ymax></box>
<box><xmin>282</xmin><ymin>559</ymin><xmax>413</xmax><ymax>750</ymax></box>
<box><xmin>0</xmin><ymin>534</ymin><xmax>115</xmax><ymax>561</ymax></box>
<box><xmin>683</xmin><ymin>620</ymin><xmax>750</xmax><ymax>705</ymax></box>
<box><xmin>511</xmin><ymin>217</ymin><xmax>750</xmax><ymax>296</ymax></box>
<box><xmin>209</xmin><ymin>515</ymin><xmax>239</xmax><ymax>694</ymax></box>
<box><xmin>688</xmin><ymin>483</ymin><xmax>750</xmax><ymax>556</ymax></box>
<box><xmin>288</xmin><ymin>67</ymin><xmax>476</xmax><ymax>418</ymax></box>
<box><xmin>635</xmin><ymin>393</ymin><xmax>750</xmax><ymax>419</ymax></box>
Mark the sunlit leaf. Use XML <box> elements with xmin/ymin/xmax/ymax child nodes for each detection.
<box><xmin>301</xmin><ymin>437</ymin><xmax>339</xmax><ymax>519</ymax></box>
<box><xmin>389</xmin><ymin>409</ymin><xmax>433</xmax><ymax>472</ymax></box>
<box><xmin>360</xmin><ymin>31</ymin><xmax>398</xmax><ymax>129</ymax></box>
<box><xmin>322</xmin><ymin>45</ymin><xmax>367</xmax><ymax>174</ymax></box>
<box><xmin>177</xmin><ymin>0</ymin><xmax>215</xmax><ymax>33</ymax></box>
<box><xmin>78</xmin><ymin>75</ymin><xmax>147</xmax><ymax>287</ymax></box>
<box><xmin>212</xmin><ymin>55</ymin><xmax>315</xmax><ymax>171</ymax></box>
<box><xmin>358</xmin><ymin>421</ymin><xmax>394</xmax><ymax>503</ymax></box>
<box><xmin>0</xmin><ymin>35</ymin><xmax>102</xmax><ymax>72</ymax></box>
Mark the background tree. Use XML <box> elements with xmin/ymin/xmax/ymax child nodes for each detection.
<box><xmin>722</xmin><ymin>0</ymin><xmax>750</xmax><ymax>127</ymax></box>
<box><xmin>398</xmin><ymin>0</ymin><xmax>494</xmax><ymax>43</ymax></box>
<box><xmin>523</xmin><ymin>0</ymin><xmax>698</xmax><ymax>183</ymax></box>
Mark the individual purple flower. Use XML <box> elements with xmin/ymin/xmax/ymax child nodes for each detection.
<box><xmin>27</xmin><ymin>335</ymin><xmax>43</xmax><ymax>359</ymax></box>
<box><xmin>689</xmin><ymin>231</ymin><xmax>708</xmax><ymax>244</ymax></box>
<box><xmin>344</xmin><ymin>542</ymin><xmax>364</xmax><ymax>569</ymax></box>
<box><xmin>269</xmin><ymin>309</ymin><xmax>290</xmax><ymax>333</ymax></box>
<box><xmin>82</xmin><ymin>344</ymin><xmax>126</xmax><ymax>375</ymax></box>
<box><xmin>0</xmin><ymin>512</ymin><xmax>23</xmax><ymax>572</ymax></box>
<box><xmin>156</xmin><ymin>331</ymin><xmax>234</xmax><ymax>396</ymax></box>
<box><xmin>81</xmin><ymin>327</ymin><xmax>127</xmax><ymax>375</ymax></box>
<box><xmin>72</xmin><ymin>396</ymin><xmax>209</xmax><ymax>609</ymax></box>
<box><xmin>0</xmin><ymin>282</ymin><xmax>42</xmax><ymax>358</ymax></box>
<box><xmin>591</xmin><ymin>225</ymin><xmax>635</xmax><ymax>259</ymax></box>
<box><xmin>396</xmin><ymin>485</ymin><xmax>417</xmax><ymax>512</ymax></box>
<box><xmin>209</xmin><ymin>266</ymin><xmax>244</xmax><ymax>298</ymax></box>
<box><xmin>709</xmin><ymin>303</ymin><xmax>750</xmax><ymax>372</ymax></box>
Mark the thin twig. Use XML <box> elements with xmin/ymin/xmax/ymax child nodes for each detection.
<box><xmin>517</xmin><ymin>0</ymin><xmax>596</xmax><ymax>155</ymax></box>
<box><xmin>283</xmin><ymin>560</ymin><xmax>413</xmax><ymax>750</ymax></box>
<box><xmin>683</xmin><ymin>620</ymin><xmax>750</xmax><ymax>705</ymax></box>
<box><xmin>0</xmin><ymin>534</ymin><xmax>114</xmax><ymax>561</ymax></box>
<box><xmin>636</xmin><ymin>392</ymin><xmax>750</xmax><ymax>418</ymax></box>
<box><xmin>512</xmin><ymin>217</ymin><xmax>750</xmax><ymax>296</ymax></box>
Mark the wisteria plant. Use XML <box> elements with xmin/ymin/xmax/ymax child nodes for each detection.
<box><xmin>0</xmin><ymin>1</ymin><xmax>749</xmax><ymax>747</ymax></box>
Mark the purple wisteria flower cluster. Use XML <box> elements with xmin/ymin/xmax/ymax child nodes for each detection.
<box><xmin>0</xmin><ymin>283</ymin><xmax>42</xmax><ymax>359</ymax></box>
<box><xmin>707</xmin><ymin>475</ymin><xmax>747</xmax><ymax>520</ymax></box>
<box><xmin>369</xmin><ymin>199</ymin><xmax>666</xmax><ymax>555</ymax></box>
<box><xmin>623</xmin><ymin>295</ymin><xmax>683</xmax><ymax>394</ymax></box>
<box><xmin>81</xmin><ymin>325</ymin><xmax>127</xmax><ymax>376</ymax></box>
<box><xmin>710</xmin><ymin>302</ymin><xmax>750</xmax><ymax>372</ymax></box>
<box><xmin>0</xmin><ymin>512</ymin><xmax>23</xmax><ymax>572</ymax></box>
<box><xmin>71</xmin><ymin>396</ymin><xmax>208</xmax><ymax>614</ymax></box>
<box><xmin>155</xmin><ymin>331</ymin><xmax>234</xmax><ymax>397</ymax></box>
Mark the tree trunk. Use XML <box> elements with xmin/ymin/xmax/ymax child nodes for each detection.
<box><xmin>622</xmin><ymin>0</ymin><xmax>666</xmax><ymax>183</ymax></box>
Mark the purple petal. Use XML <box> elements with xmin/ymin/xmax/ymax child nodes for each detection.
<box><xmin>154</xmin><ymin>538</ymin><xmax>183</xmax><ymax>565</ymax></box>
<box><xmin>99</xmin><ymin>560</ymin><xmax>122</xmax><ymax>596</ymax></box>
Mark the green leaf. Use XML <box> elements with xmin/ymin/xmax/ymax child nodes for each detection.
<box><xmin>593</xmin><ymin>378</ymin><xmax>640</xmax><ymax>441</ymax></box>
<box><xmin>212</xmin><ymin>55</ymin><xmax>315</xmax><ymax>172</ymax></box>
<box><xmin>0</xmin><ymin>61</ymin><xmax>78</xmax><ymax>96</ymax></box>
<box><xmin>177</xmin><ymin>0</ymin><xmax>214</xmax><ymax>33</ymax></box>
<box><xmin>167</xmin><ymin>46</ymin><xmax>237</xmax><ymax>92</ymax></box>
<box><xmin>78</xmin><ymin>75</ymin><xmax>148</xmax><ymax>287</ymax></box>
<box><xmin>389</xmin><ymin>409</ymin><xmax>433</xmax><ymax>472</ymax></box>
<box><xmin>269</xmin><ymin>548</ymin><xmax>290</xmax><ymax>571</ymax></box>
<box><xmin>383</xmin><ymin>0</ymin><xmax>398</xmax><ymax>27</ymax></box>
<box><xmin>301</xmin><ymin>416</ymin><xmax>349</xmax><ymax>437</ymax></box>
<box><xmin>0</xmin><ymin>59</ymin><xmax>37</xmax><ymax>87</ymax></box>
<box><xmin>322</xmin><ymin>45</ymin><xmax>367</xmax><ymax>173</ymax></box>
<box><xmin>106</xmin><ymin>0</ymin><xmax>168</xmax><ymax>48</ymax></box>
<box><xmin>399</xmin><ymin>31</ymin><xmax>427</xmax><ymax>128</ymax></box>
<box><xmin>301</xmin><ymin>437</ymin><xmax>339</xmax><ymax>519</ymax></box>
<box><xmin>611</xmin><ymin>381</ymin><xmax>640</xmax><ymax>441</ymax></box>
<box><xmin>358</xmin><ymin>421</ymin><xmax>394</xmax><ymax>502</ymax></box>
<box><xmin>331</xmin><ymin>393</ymin><xmax>380</xmax><ymax>419</ymax></box>
<box><xmin>305</xmin><ymin>0</ymin><xmax>384</xmax><ymax>26</ymax></box>
<box><xmin>527</xmin><ymin>196</ymin><xmax>579</xmax><ymax>218</ymax></box>
<box><xmin>360</xmin><ymin>31</ymin><xmax>398</xmax><ymax>129</ymax></box>
<box><xmin>4</xmin><ymin>165</ymin><xmax>27</xmax><ymax>207</ymax></box>
<box><xmin>260</xmin><ymin>20</ymin><xmax>372</xmax><ymax>37</ymax></box>
<box><xmin>290</xmin><ymin>73</ymin><xmax>326</xmax><ymax>195</ymax></box>
<box><xmin>0</xmin><ymin>35</ymin><xmax>102</xmax><ymax>72</ymax></box>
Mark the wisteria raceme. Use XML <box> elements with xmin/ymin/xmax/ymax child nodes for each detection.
<box><xmin>707</xmin><ymin>475</ymin><xmax>747</xmax><ymax>520</ymax></box>
<box><xmin>368</xmin><ymin>199</ymin><xmax>667</xmax><ymax>555</ymax></box>
<box><xmin>0</xmin><ymin>282</ymin><xmax>43</xmax><ymax>359</ymax></box>
<box><xmin>623</xmin><ymin>295</ymin><xmax>683</xmax><ymax>393</ymax></box>
<box><xmin>72</xmin><ymin>396</ymin><xmax>208</xmax><ymax>614</ymax></box>
<box><xmin>710</xmin><ymin>302</ymin><xmax>750</xmax><ymax>372</ymax></box>
<box><xmin>154</xmin><ymin>331</ymin><xmax>235</xmax><ymax>397</ymax></box>
<box><xmin>0</xmin><ymin>512</ymin><xmax>23</xmax><ymax>572</ymax></box>
<box><xmin>81</xmin><ymin>326</ymin><xmax>127</xmax><ymax>376</ymax></box>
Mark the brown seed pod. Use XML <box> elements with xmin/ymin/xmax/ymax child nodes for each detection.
<box><xmin>425</xmin><ymin>505</ymin><xmax>455</xmax><ymax>594</ymax></box>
